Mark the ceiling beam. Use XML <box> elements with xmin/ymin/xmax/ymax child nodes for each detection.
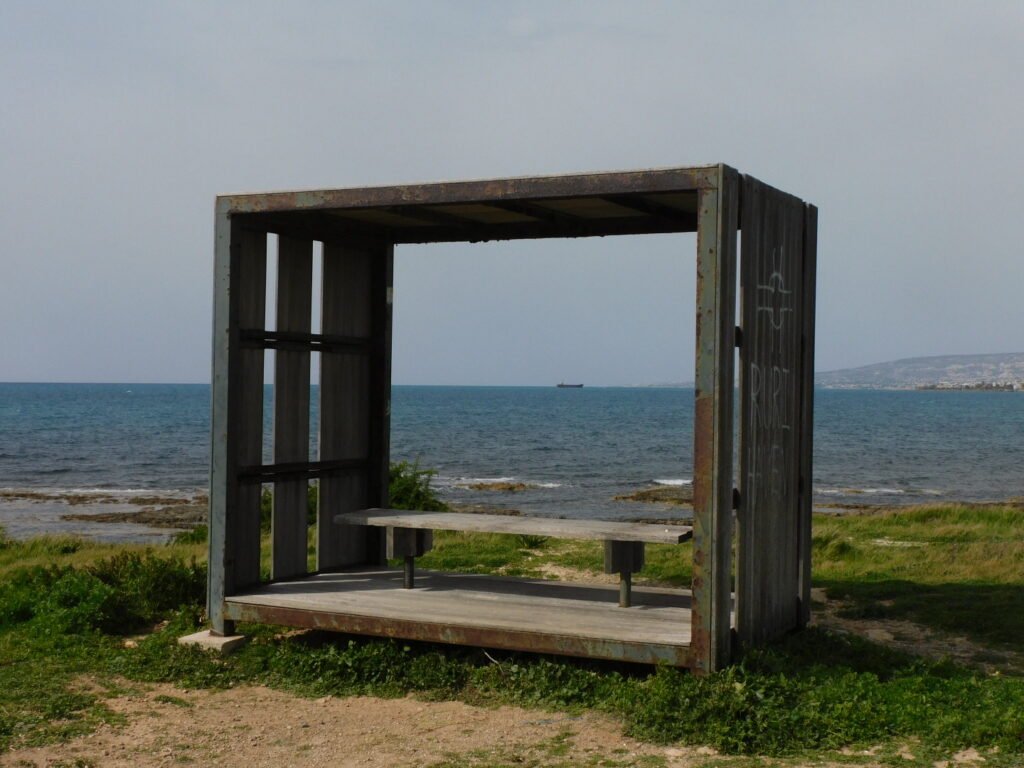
<box><xmin>484</xmin><ymin>199</ymin><xmax>583</xmax><ymax>226</ymax></box>
<box><xmin>601</xmin><ymin>194</ymin><xmax>698</xmax><ymax>229</ymax></box>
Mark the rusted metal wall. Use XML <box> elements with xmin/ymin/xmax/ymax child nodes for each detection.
<box><xmin>736</xmin><ymin>176</ymin><xmax>816</xmax><ymax>646</ymax></box>
<box><xmin>690</xmin><ymin>165</ymin><xmax>739</xmax><ymax>675</ymax></box>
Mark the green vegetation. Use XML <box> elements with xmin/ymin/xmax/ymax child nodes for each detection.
<box><xmin>813</xmin><ymin>503</ymin><xmax>1024</xmax><ymax>649</ymax></box>
<box><xmin>387</xmin><ymin>460</ymin><xmax>450</xmax><ymax>512</ymax></box>
<box><xmin>1</xmin><ymin>500</ymin><xmax>1023</xmax><ymax>765</ymax></box>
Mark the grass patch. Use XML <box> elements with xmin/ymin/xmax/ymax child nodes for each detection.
<box><xmin>813</xmin><ymin>503</ymin><xmax>1024</xmax><ymax>649</ymax></box>
<box><xmin>1</xmin><ymin>502</ymin><xmax>1023</xmax><ymax>764</ymax></box>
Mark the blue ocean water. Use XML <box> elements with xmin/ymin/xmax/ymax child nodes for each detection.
<box><xmin>2</xmin><ymin>383</ymin><xmax>1023</xmax><ymax>530</ymax></box>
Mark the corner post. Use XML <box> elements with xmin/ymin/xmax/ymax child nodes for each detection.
<box><xmin>691</xmin><ymin>165</ymin><xmax>739</xmax><ymax>674</ymax></box>
<box><xmin>208</xmin><ymin>205</ymin><xmax>265</xmax><ymax>636</ymax></box>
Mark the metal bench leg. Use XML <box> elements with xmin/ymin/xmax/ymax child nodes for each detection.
<box><xmin>619</xmin><ymin>570</ymin><xmax>632</xmax><ymax>608</ymax></box>
<box><xmin>404</xmin><ymin>555</ymin><xmax>415</xmax><ymax>589</ymax></box>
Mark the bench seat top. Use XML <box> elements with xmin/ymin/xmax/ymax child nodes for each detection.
<box><xmin>334</xmin><ymin>508</ymin><xmax>692</xmax><ymax>544</ymax></box>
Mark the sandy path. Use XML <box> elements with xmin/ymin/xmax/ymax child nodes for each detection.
<box><xmin>2</xmin><ymin>683</ymin><xmax>714</xmax><ymax>768</ymax></box>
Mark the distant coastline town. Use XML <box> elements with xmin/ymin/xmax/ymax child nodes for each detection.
<box><xmin>916</xmin><ymin>381</ymin><xmax>1023</xmax><ymax>392</ymax></box>
<box><xmin>814</xmin><ymin>352</ymin><xmax>1024</xmax><ymax>391</ymax></box>
<box><xmin>648</xmin><ymin>353</ymin><xmax>1024</xmax><ymax>391</ymax></box>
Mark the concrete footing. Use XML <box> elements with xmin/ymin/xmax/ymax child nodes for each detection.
<box><xmin>178</xmin><ymin>629</ymin><xmax>248</xmax><ymax>654</ymax></box>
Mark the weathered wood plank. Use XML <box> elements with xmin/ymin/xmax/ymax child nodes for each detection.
<box><xmin>318</xmin><ymin>242</ymin><xmax>373</xmax><ymax>569</ymax></box>
<box><xmin>334</xmin><ymin>509</ymin><xmax>693</xmax><ymax>544</ymax></box>
<box><xmin>228</xmin><ymin>574</ymin><xmax>690</xmax><ymax>642</ymax></box>
<box><xmin>225</xmin><ymin>569</ymin><xmax>696</xmax><ymax>663</ymax></box>
<box><xmin>690</xmin><ymin>165</ymin><xmax>739</xmax><ymax>675</ymax></box>
<box><xmin>272</xmin><ymin>235</ymin><xmax>312</xmax><ymax>579</ymax></box>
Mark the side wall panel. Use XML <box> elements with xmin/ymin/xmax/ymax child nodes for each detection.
<box><xmin>736</xmin><ymin>177</ymin><xmax>810</xmax><ymax>646</ymax></box>
<box><xmin>208</xmin><ymin>217</ymin><xmax>265</xmax><ymax>634</ymax></box>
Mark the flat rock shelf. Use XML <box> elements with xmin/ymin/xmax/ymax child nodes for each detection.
<box><xmin>224</xmin><ymin>569</ymin><xmax>697</xmax><ymax>666</ymax></box>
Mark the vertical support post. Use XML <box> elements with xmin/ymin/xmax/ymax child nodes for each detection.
<box><xmin>208</xmin><ymin>209</ymin><xmax>265</xmax><ymax>636</ymax></box>
<box><xmin>272</xmin><ymin>236</ymin><xmax>313</xmax><ymax>579</ymax></box>
<box><xmin>318</xmin><ymin>239</ymin><xmax>393</xmax><ymax>569</ymax></box>
<box><xmin>796</xmin><ymin>205</ymin><xmax>818</xmax><ymax>626</ymax></box>
<box><xmin>619</xmin><ymin>572</ymin><xmax>632</xmax><ymax>608</ymax></box>
<box><xmin>367</xmin><ymin>242</ymin><xmax>394</xmax><ymax>563</ymax></box>
<box><xmin>690</xmin><ymin>165</ymin><xmax>739</xmax><ymax>674</ymax></box>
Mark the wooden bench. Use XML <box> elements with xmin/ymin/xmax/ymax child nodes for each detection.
<box><xmin>334</xmin><ymin>509</ymin><xmax>693</xmax><ymax>607</ymax></box>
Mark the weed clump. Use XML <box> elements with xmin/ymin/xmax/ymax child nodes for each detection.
<box><xmin>388</xmin><ymin>461</ymin><xmax>448</xmax><ymax>511</ymax></box>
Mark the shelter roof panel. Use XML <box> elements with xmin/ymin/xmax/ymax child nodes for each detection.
<box><xmin>219</xmin><ymin>166</ymin><xmax>810</xmax><ymax>244</ymax></box>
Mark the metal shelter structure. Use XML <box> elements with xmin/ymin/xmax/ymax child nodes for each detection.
<box><xmin>207</xmin><ymin>165</ymin><xmax>818</xmax><ymax>673</ymax></box>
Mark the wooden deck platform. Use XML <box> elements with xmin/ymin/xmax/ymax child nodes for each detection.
<box><xmin>225</xmin><ymin>568</ymin><xmax>696</xmax><ymax>666</ymax></box>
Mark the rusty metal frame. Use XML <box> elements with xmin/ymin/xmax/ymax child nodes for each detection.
<box><xmin>208</xmin><ymin>165</ymin><xmax>816</xmax><ymax>673</ymax></box>
<box><xmin>218</xmin><ymin>166</ymin><xmax>717</xmax><ymax>215</ymax></box>
<box><xmin>691</xmin><ymin>166</ymin><xmax>739</xmax><ymax>674</ymax></box>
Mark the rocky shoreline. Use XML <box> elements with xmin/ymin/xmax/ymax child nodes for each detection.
<box><xmin>3</xmin><ymin>485</ymin><xmax>1020</xmax><ymax>542</ymax></box>
<box><xmin>0</xmin><ymin>489</ymin><xmax>207</xmax><ymax>541</ymax></box>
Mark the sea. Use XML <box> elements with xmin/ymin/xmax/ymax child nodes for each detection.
<box><xmin>2</xmin><ymin>383</ymin><xmax>1023</xmax><ymax>541</ymax></box>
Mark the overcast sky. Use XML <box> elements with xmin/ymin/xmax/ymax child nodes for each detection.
<box><xmin>2</xmin><ymin>2</ymin><xmax>1022</xmax><ymax>385</ymax></box>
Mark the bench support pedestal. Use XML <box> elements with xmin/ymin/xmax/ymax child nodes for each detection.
<box><xmin>605</xmin><ymin>541</ymin><xmax>645</xmax><ymax>608</ymax></box>
<box><xmin>387</xmin><ymin>527</ymin><xmax>433</xmax><ymax>589</ymax></box>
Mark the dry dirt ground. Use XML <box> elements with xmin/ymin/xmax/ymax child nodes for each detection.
<box><xmin>1</xmin><ymin>680</ymin><xmax>987</xmax><ymax>768</ymax></box>
<box><xmin>1</xmin><ymin>683</ymin><xmax>714</xmax><ymax>768</ymax></box>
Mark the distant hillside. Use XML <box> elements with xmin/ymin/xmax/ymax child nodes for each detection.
<box><xmin>816</xmin><ymin>353</ymin><xmax>1024</xmax><ymax>390</ymax></box>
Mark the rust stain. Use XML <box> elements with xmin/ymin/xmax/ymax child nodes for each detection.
<box><xmin>692</xmin><ymin>394</ymin><xmax>713</xmax><ymax>510</ymax></box>
<box><xmin>690</xmin><ymin>391</ymin><xmax>715</xmax><ymax>674</ymax></box>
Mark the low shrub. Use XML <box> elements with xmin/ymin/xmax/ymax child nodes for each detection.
<box><xmin>0</xmin><ymin>552</ymin><xmax>204</xmax><ymax>636</ymax></box>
